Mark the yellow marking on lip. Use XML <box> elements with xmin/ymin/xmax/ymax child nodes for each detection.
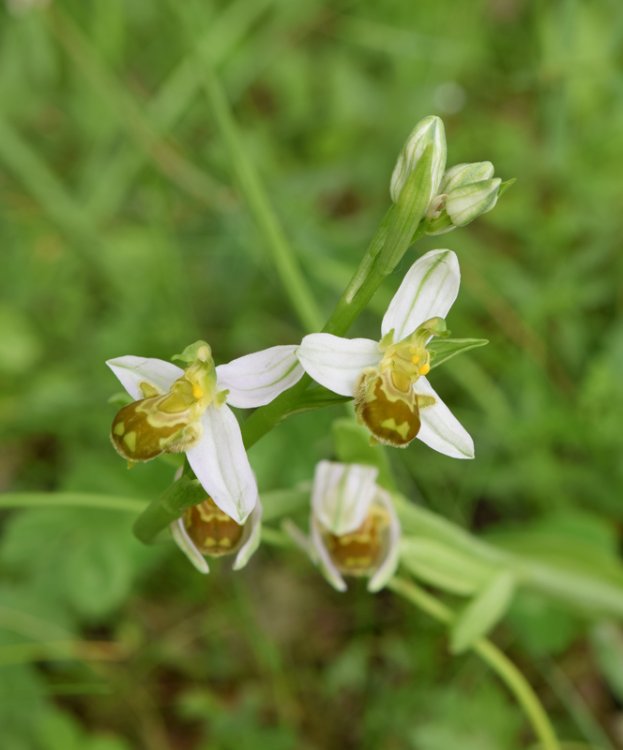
<box><xmin>113</xmin><ymin>421</ymin><xmax>125</xmax><ymax>436</ymax></box>
<box><xmin>192</xmin><ymin>384</ymin><xmax>204</xmax><ymax>400</ymax></box>
<box><xmin>122</xmin><ymin>431</ymin><xmax>137</xmax><ymax>452</ymax></box>
<box><xmin>381</xmin><ymin>418</ymin><xmax>410</xmax><ymax>440</ymax></box>
<box><xmin>419</xmin><ymin>363</ymin><xmax>430</xmax><ymax>375</ymax></box>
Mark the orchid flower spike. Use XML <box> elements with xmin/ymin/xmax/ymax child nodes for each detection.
<box><xmin>307</xmin><ymin>461</ymin><xmax>400</xmax><ymax>592</ymax></box>
<box><xmin>170</xmin><ymin>495</ymin><xmax>262</xmax><ymax>574</ymax></box>
<box><xmin>298</xmin><ymin>249</ymin><xmax>474</xmax><ymax>458</ymax></box>
<box><xmin>107</xmin><ymin>341</ymin><xmax>304</xmax><ymax>523</ymax></box>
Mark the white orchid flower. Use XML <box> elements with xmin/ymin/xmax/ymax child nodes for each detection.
<box><xmin>298</xmin><ymin>249</ymin><xmax>474</xmax><ymax>458</ymax></box>
<box><xmin>107</xmin><ymin>340</ymin><xmax>304</xmax><ymax>523</ymax></box>
<box><xmin>170</xmin><ymin>496</ymin><xmax>262</xmax><ymax>574</ymax></box>
<box><xmin>307</xmin><ymin>461</ymin><xmax>401</xmax><ymax>592</ymax></box>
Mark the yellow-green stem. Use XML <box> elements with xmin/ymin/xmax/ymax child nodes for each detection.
<box><xmin>387</xmin><ymin>577</ymin><xmax>561</xmax><ymax>750</ymax></box>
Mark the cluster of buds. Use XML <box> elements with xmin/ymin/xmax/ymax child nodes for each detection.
<box><xmin>107</xmin><ymin>114</ymin><xmax>505</xmax><ymax>588</ymax></box>
<box><xmin>391</xmin><ymin>116</ymin><xmax>505</xmax><ymax>235</ymax></box>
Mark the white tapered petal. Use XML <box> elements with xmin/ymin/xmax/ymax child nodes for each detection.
<box><xmin>186</xmin><ymin>404</ymin><xmax>258</xmax><ymax>524</ymax></box>
<box><xmin>312</xmin><ymin>461</ymin><xmax>379</xmax><ymax>536</ymax></box>
<box><xmin>233</xmin><ymin>502</ymin><xmax>263</xmax><ymax>570</ymax></box>
<box><xmin>311</xmin><ymin>519</ymin><xmax>347</xmax><ymax>592</ymax></box>
<box><xmin>106</xmin><ymin>356</ymin><xmax>182</xmax><ymax>400</ymax></box>
<box><xmin>170</xmin><ymin>518</ymin><xmax>210</xmax><ymax>574</ymax></box>
<box><xmin>298</xmin><ymin>334</ymin><xmax>381</xmax><ymax>397</ymax></box>
<box><xmin>381</xmin><ymin>249</ymin><xmax>460</xmax><ymax>342</ymax></box>
<box><xmin>414</xmin><ymin>377</ymin><xmax>474</xmax><ymax>459</ymax></box>
<box><xmin>217</xmin><ymin>345</ymin><xmax>304</xmax><ymax>409</ymax></box>
<box><xmin>367</xmin><ymin>490</ymin><xmax>401</xmax><ymax>592</ymax></box>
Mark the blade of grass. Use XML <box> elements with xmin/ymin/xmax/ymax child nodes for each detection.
<box><xmin>46</xmin><ymin>6</ymin><xmax>230</xmax><ymax>212</ymax></box>
<box><xmin>174</xmin><ymin>2</ymin><xmax>324</xmax><ymax>331</ymax></box>
<box><xmin>85</xmin><ymin>0</ymin><xmax>278</xmax><ymax>221</ymax></box>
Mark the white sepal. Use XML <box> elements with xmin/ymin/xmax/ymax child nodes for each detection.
<box><xmin>233</xmin><ymin>501</ymin><xmax>263</xmax><ymax>570</ymax></box>
<box><xmin>441</xmin><ymin>162</ymin><xmax>494</xmax><ymax>192</ymax></box>
<box><xmin>106</xmin><ymin>356</ymin><xmax>182</xmax><ymax>400</ymax></box>
<box><xmin>170</xmin><ymin>518</ymin><xmax>210</xmax><ymax>574</ymax></box>
<box><xmin>367</xmin><ymin>490</ymin><xmax>401</xmax><ymax>592</ymax></box>
<box><xmin>310</xmin><ymin>518</ymin><xmax>347</xmax><ymax>592</ymax></box>
<box><xmin>414</xmin><ymin>377</ymin><xmax>474</xmax><ymax>459</ymax></box>
<box><xmin>297</xmin><ymin>334</ymin><xmax>381</xmax><ymax>397</ymax></box>
<box><xmin>312</xmin><ymin>461</ymin><xmax>378</xmax><ymax>536</ymax></box>
<box><xmin>217</xmin><ymin>345</ymin><xmax>304</xmax><ymax>409</ymax></box>
<box><xmin>381</xmin><ymin>249</ymin><xmax>460</xmax><ymax>342</ymax></box>
<box><xmin>186</xmin><ymin>404</ymin><xmax>259</xmax><ymax>524</ymax></box>
<box><xmin>390</xmin><ymin>116</ymin><xmax>447</xmax><ymax>203</ymax></box>
<box><xmin>445</xmin><ymin>178</ymin><xmax>501</xmax><ymax>227</ymax></box>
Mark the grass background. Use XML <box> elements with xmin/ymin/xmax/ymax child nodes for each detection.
<box><xmin>1</xmin><ymin>0</ymin><xmax>623</xmax><ymax>747</ymax></box>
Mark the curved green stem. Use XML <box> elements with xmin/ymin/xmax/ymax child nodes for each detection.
<box><xmin>388</xmin><ymin>577</ymin><xmax>561</xmax><ymax>750</ymax></box>
<box><xmin>0</xmin><ymin>493</ymin><xmax>146</xmax><ymax>514</ymax></box>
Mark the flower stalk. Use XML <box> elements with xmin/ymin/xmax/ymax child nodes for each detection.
<box><xmin>388</xmin><ymin>577</ymin><xmax>561</xmax><ymax>750</ymax></box>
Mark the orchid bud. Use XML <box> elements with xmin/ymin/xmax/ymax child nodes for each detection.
<box><xmin>440</xmin><ymin>161</ymin><xmax>495</xmax><ymax>192</ymax></box>
<box><xmin>425</xmin><ymin>159</ymin><xmax>503</xmax><ymax>235</ymax></box>
<box><xmin>445</xmin><ymin>178</ymin><xmax>502</xmax><ymax>226</ymax></box>
<box><xmin>390</xmin><ymin>116</ymin><xmax>447</xmax><ymax>204</ymax></box>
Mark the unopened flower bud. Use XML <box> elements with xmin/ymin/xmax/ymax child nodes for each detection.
<box><xmin>390</xmin><ymin>116</ymin><xmax>447</xmax><ymax>204</ymax></box>
<box><xmin>445</xmin><ymin>178</ymin><xmax>501</xmax><ymax>226</ymax></box>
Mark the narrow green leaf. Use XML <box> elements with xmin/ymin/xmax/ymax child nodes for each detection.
<box><xmin>400</xmin><ymin>537</ymin><xmax>495</xmax><ymax>595</ymax></box>
<box><xmin>428</xmin><ymin>337</ymin><xmax>489</xmax><ymax>369</ymax></box>
<box><xmin>451</xmin><ymin>570</ymin><xmax>516</xmax><ymax>654</ymax></box>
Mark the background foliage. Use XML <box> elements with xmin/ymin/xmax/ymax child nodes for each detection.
<box><xmin>1</xmin><ymin>0</ymin><xmax>623</xmax><ymax>747</ymax></box>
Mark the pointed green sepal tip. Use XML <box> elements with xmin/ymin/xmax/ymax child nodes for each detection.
<box><xmin>172</xmin><ymin>340</ymin><xmax>213</xmax><ymax>365</ymax></box>
<box><xmin>498</xmin><ymin>177</ymin><xmax>516</xmax><ymax>197</ymax></box>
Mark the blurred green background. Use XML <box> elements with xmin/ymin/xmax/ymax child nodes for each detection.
<box><xmin>2</xmin><ymin>0</ymin><xmax>623</xmax><ymax>747</ymax></box>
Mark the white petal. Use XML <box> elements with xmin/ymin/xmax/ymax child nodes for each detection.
<box><xmin>170</xmin><ymin>518</ymin><xmax>210</xmax><ymax>574</ymax></box>
<box><xmin>106</xmin><ymin>356</ymin><xmax>183</xmax><ymax>400</ymax></box>
<box><xmin>368</xmin><ymin>490</ymin><xmax>401</xmax><ymax>592</ymax></box>
<box><xmin>217</xmin><ymin>345</ymin><xmax>304</xmax><ymax>409</ymax></box>
<box><xmin>312</xmin><ymin>461</ymin><xmax>379</xmax><ymax>536</ymax></box>
<box><xmin>381</xmin><ymin>249</ymin><xmax>460</xmax><ymax>342</ymax></box>
<box><xmin>186</xmin><ymin>404</ymin><xmax>259</xmax><ymax>524</ymax></box>
<box><xmin>415</xmin><ymin>377</ymin><xmax>474</xmax><ymax>459</ymax></box>
<box><xmin>311</xmin><ymin>518</ymin><xmax>347</xmax><ymax>592</ymax></box>
<box><xmin>233</xmin><ymin>501</ymin><xmax>263</xmax><ymax>570</ymax></box>
<box><xmin>297</xmin><ymin>334</ymin><xmax>381</xmax><ymax>397</ymax></box>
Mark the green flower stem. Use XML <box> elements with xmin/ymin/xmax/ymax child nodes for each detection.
<box><xmin>240</xmin><ymin>150</ymin><xmax>435</xmax><ymax>449</ymax></box>
<box><xmin>388</xmin><ymin>577</ymin><xmax>561</xmax><ymax>750</ymax></box>
<box><xmin>132</xmin><ymin>148</ymin><xmax>435</xmax><ymax>542</ymax></box>
<box><xmin>0</xmin><ymin>493</ymin><xmax>146</xmax><ymax>514</ymax></box>
<box><xmin>133</xmin><ymin>477</ymin><xmax>208</xmax><ymax>545</ymax></box>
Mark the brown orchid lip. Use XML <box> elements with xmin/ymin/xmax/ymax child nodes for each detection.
<box><xmin>322</xmin><ymin>504</ymin><xmax>390</xmax><ymax>577</ymax></box>
<box><xmin>184</xmin><ymin>498</ymin><xmax>245</xmax><ymax>557</ymax></box>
